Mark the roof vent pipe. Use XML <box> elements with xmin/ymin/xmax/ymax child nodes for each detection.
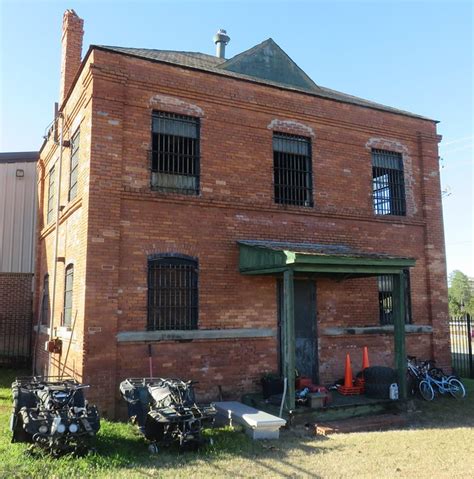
<box><xmin>213</xmin><ymin>29</ymin><xmax>230</xmax><ymax>58</ymax></box>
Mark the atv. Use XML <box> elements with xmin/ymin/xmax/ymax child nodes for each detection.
<box><xmin>10</xmin><ymin>376</ymin><xmax>100</xmax><ymax>456</ymax></box>
<box><xmin>120</xmin><ymin>377</ymin><xmax>215</xmax><ymax>451</ymax></box>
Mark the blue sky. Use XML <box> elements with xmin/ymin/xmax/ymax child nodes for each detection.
<box><xmin>0</xmin><ymin>0</ymin><xmax>472</xmax><ymax>277</ymax></box>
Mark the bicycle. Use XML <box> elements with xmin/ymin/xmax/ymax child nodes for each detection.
<box><xmin>420</xmin><ymin>366</ymin><xmax>466</xmax><ymax>401</ymax></box>
<box><xmin>407</xmin><ymin>357</ymin><xmax>466</xmax><ymax>401</ymax></box>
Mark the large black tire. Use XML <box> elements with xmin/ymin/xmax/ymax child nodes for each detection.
<box><xmin>363</xmin><ymin>366</ymin><xmax>397</xmax><ymax>384</ymax></box>
<box><xmin>364</xmin><ymin>382</ymin><xmax>392</xmax><ymax>399</ymax></box>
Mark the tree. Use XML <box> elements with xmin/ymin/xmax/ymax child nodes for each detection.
<box><xmin>448</xmin><ymin>270</ymin><xmax>474</xmax><ymax>316</ymax></box>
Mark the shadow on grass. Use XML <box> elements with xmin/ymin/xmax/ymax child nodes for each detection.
<box><xmin>406</xmin><ymin>379</ymin><xmax>474</xmax><ymax>430</ymax></box>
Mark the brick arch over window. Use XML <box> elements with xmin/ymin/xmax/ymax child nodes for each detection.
<box><xmin>147</xmin><ymin>254</ymin><xmax>199</xmax><ymax>331</ymax></box>
<box><xmin>149</xmin><ymin>94</ymin><xmax>205</xmax><ymax>118</ymax></box>
<box><xmin>365</xmin><ymin>137</ymin><xmax>415</xmax><ymax>216</ymax></box>
<box><xmin>267</xmin><ymin>119</ymin><xmax>315</xmax><ymax>138</ymax></box>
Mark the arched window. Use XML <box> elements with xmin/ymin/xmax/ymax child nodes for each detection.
<box><xmin>41</xmin><ymin>274</ymin><xmax>50</xmax><ymax>326</ymax></box>
<box><xmin>63</xmin><ymin>264</ymin><xmax>74</xmax><ymax>327</ymax></box>
<box><xmin>147</xmin><ymin>255</ymin><xmax>198</xmax><ymax>330</ymax></box>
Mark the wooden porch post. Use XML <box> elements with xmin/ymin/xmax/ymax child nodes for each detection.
<box><xmin>393</xmin><ymin>272</ymin><xmax>407</xmax><ymax>399</ymax></box>
<box><xmin>283</xmin><ymin>268</ymin><xmax>295</xmax><ymax>411</ymax></box>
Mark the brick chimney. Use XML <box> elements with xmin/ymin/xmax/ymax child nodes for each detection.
<box><xmin>59</xmin><ymin>9</ymin><xmax>84</xmax><ymax>105</ymax></box>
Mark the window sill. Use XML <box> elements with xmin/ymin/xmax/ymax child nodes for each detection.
<box><xmin>33</xmin><ymin>325</ymin><xmax>51</xmax><ymax>334</ymax></box>
<box><xmin>322</xmin><ymin>325</ymin><xmax>433</xmax><ymax>336</ymax></box>
<box><xmin>57</xmin><ymin>326</ymin><xmax>73</xmax><ymax>339</ymax></box>
<box><xmin>116</xmin><ymin>328</ymin><xmax>277</xmax><ymax>342</ymax></box>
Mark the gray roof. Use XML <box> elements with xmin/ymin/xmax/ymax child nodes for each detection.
<box><xmin>94</xmin><ymin>39</ymin><xmax>433</xmax><ymax>121</ymax></box>
<box><xmin>0</xmin><ymin>151</ymin><xmax>39</xmax><ymax>163</ymax></box>
<box><xmin>238</xmin><ymin>240</ymin><xmax>414</xmax><ymax>261</ymax></box>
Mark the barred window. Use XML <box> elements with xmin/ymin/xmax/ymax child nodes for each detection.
<box><xmin>273</xmin><ymin>133</ymin><xmax>313</xmax><ymax>207</ymax></box>
<box><xmin>378</xmin><ymin>270</ymin><xmax>412</xmax><ymax>325</ymax></box>
<box><xmin>372</xmin><ymin>149</ymin><xmax>406</xmax><ymax>215</ymax></box>
<box><xmin>63</xmin><ymin>264</ymin><xmax>74</xmax><ymax>328</ymax></box>
<box><xmin>151</xmin><ymin>111</ymin><xmax>200</xmax><ymax>194</ymax></box>
<box><xmin>69</xmin><ymin>129</ymin><xmax>80</xmax><ymax>201</ymax></box>
<box><xmin>41</xmin><ymin>274</ymin><xmax>50</xmax><ymax>326</ymax></box>
<box><xmin>147</xmin><ymin>255</ymin><xmax>198</xmax><ymax>330</ymax></box>
<box><xmin>47</xmin><ymin>165</ymin><xmax>56</xmax><ymax>224</ymax></box>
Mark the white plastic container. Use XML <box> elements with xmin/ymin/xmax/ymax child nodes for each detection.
<box><xmin>389</xmin><ymin>383</ymin><xmax>399</xmax><ymax>400</ymax></box>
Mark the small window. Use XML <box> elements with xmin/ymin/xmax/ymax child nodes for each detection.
<box><xmin>151</xmin><ymin>111</ymin><xmax>200</xmax><ymax>194</ymax></box>
<box><xmin>273</xmin><ymin>133</ymin><xmax>313</xmax><ymax>207</ymax></box>
<box><xmin>41</xmin><ymin>274</ymin><xmax>50</xmax><ymax>326</ymax></box>
<box><xmin>372</xmin><ymin>149</ymin><xmax>406</xmax><ymax>216</ymax></box>
<box><xmin>378</xmin><ymin>271</ymin><xmax>412</xmax><ymax>325</ymax></box>
<box><xmin>63</xmin><ymin>264</ymin><xmax>74</xmax><ymax>328</ymax></box>
<box><xmin>69</xmin><ymin>129</ymin><xmax>80</xmax><ymax>201</ymax></box>
<box><xmin>147</xmin><ymin>255</ymin><xmax>198</xmax><ymax>330</ymax></box>
<box><xmin>47</xmin><ymin>165</ymin><xmax>56</xmax><ymax>224</ymax></box>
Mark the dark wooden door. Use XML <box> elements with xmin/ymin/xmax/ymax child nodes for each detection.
<box><xmin>278</xmin><ymin>279</ymin><xmax>318</xmax><ymax>383</ymax></box>
<box><xmin>294</xmin><ymin>280</ymin><xmax>318</xmax><ymax>382</ymax></box>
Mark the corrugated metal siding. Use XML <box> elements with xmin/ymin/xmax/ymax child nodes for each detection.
<box><xmin>0</xmin><ymin>162</ymin><xmax>37</xmax><ymax>273</ymax></box>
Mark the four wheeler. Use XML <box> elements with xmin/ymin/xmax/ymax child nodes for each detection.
<box><xmin>120</xmin><ymin>377</ymin><xmax>216</xmax><ymax>451</ymax></box>
<box><xmin>10</xmin><ymin>377</ymin><xmax>100</xmax><ymax>456</ymax></box>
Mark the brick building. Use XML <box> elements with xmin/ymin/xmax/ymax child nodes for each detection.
<box><xmin>35</xmin><ymin>10</ymin><xmax>449</xmax><ymax>416</ymax></box>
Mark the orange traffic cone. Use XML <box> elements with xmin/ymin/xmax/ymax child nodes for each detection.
<box><xmin>343</xmin><ymin>353</ymin><xmax>353</xmax><ymax>388</ymax></box>
<box><xmin>362</xmin><ymin>346</ymin><xmax>370</xmax><ymax>370</ymax></box>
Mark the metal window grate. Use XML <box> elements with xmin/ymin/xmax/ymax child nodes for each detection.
<box><xmin>63</xmin><ymin>265</ymin><xmax>74</xmax><ymax>328</ymax></box>
<box><xmin>378</xmin><ymin>271</ymin><xmax>412</xmax><ymax>325</ymax></box>
<box><xmin>47</xmin><ymin>165</ymin><xmax>56</xmax><ymax>224</ymax></box>
<box><xmin>273</xmin><ymin>133</ymin><xmax>313</xmax><ymax>207</ymax></box>
<box><xmin>147</xmin><ymin>256</ymin><xmax>198</xmax><ymax>330</ymax></box>
<box><xmin>151</xmin><ymin>111</ymin><xmax>200</xmax><ymax>194</ymax></box>
<box><xmin>372</xmin><ymin>149</ymin><xmax>406</xmax><ymax>215</ymax></box>
<box><xmin>69</xmin><ymin>129</ymin><xmax>80</xmax><ymax>201</ymax></box>
<box><xmin>41</xmin><ymin>274</ymin><xmax>50</xmax><ymax>326</ymax></box>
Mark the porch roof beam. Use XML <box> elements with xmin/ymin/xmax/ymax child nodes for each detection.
<box><xmin>239</xmin><ymin>243</ymin><xmax>415</xmax><ymax>276</ymax></box>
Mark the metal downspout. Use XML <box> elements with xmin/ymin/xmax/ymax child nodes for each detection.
<box><xmin>48</xmin><ymin>112</ymin><xmax>65</xmax><ymax>375</ymax></box>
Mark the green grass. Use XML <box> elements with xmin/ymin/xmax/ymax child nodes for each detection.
<box><xmin>0</xmin><ymin>369</ymin><xmax>473</xmax><ymax>478</ymax></box>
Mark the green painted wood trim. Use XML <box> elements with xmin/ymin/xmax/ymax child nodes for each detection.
<box><xmin>393</xmin><ymin>272</ymin><xmax>407</xmax><ymax>400</ymax></box>
<box><xmin>240</xmin><ymin>267</ymin><xmax>288</xmax><ymax>275</ymax></box>
<box><xmin>291</xmin><ymin>265</ymin><xmax>408</xmax><ymax>274</ymax></box>
<box><xmin>293</xmin><ymin>253</ymin><xmax>415</xmax><ymax>267</ymax></box>
<box><xmin>323</xmin><ymin>325</ymin><xmax>433</xmax><ymax>336</ymax></box>
<box><xmin>239</xmin><ymin>243</ymin><xmax>416</xmax><ymax>274</ymax></box>
<box><xmin>116</xmin><ymin>328</ymin><xmax>277</xmax><ymax>342</ymax></box>
<box><xmin>283</xmin><ymin>269</ymin><xmax>296</xmax><ymax>411</ymax></box>
<box><xmin>239</xmin><ymin>243</ymin><xmax>416</xmax><ymax>275</ymax></box>
<box><xmin>239</xmin><ymin>244</ymin><xmax>287</xmax><ymax>271</ymax></box>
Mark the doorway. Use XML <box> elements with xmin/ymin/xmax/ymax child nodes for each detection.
<box><xmin>278</xmin><ymin>279</ymin><xmax>318</xmax><ymax>383</ymax></box>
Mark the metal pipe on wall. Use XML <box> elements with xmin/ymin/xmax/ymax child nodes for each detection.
<box><xmin>48</xmin><ymin>112</ymin><xmax>65</xmax><ymax>375</ymax></box>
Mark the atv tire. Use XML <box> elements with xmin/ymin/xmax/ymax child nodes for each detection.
<box><xmin>363</xmin><ymin>366</ymin><xmax>397</xmax><ymax>384</ymax></box>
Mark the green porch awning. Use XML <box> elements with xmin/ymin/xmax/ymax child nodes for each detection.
<box><xmin>238</xmin><ymin>240</ymin><xmax>415</xmax><ymax>276</ymax></box>
<box><xmin>238</xmin><ymin>240</ymin><xmax>416</xmax><ymax>410</ymax></box>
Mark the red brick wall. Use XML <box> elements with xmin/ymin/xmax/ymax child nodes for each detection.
<box><xmin>36</xmin><ymin>48</ymin><xmax>450</xmax><ymax>416</ymax></box>
<box><xmin>0</xmin><ymin>273</ymin><xmax>33</xmax><ymax>361</ymax></box>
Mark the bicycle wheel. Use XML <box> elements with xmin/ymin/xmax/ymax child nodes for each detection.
<box><xmin>448</xmin><ymin>378</ymin><xmax>466</xmax><ymax>399</ymax></box>
<box><xmin>419</xmin><ymin>380</ymin><xmax>434</xmax><ymax>401</ymax></box>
